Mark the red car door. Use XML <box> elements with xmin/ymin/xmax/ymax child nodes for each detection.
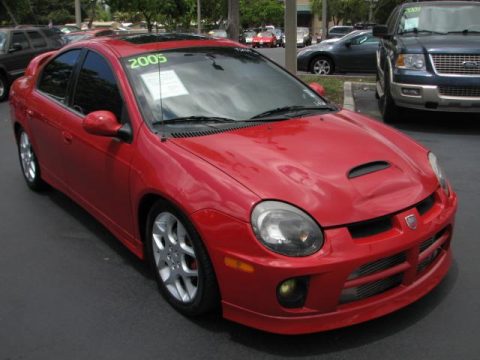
<box><xmin>61</xmin><ymin>50</ymin><xmax>136</xmax><ymax>241</ymax></box>
<box><xmin>28</xmin><ymin>49</ymin><xmax>82</xmax><ymax>189</ymax></box>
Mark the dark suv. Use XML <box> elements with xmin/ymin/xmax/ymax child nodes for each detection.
<box><xmin>373</xmin><ymin>1</ymin><xmax>480</xmax><ymax>122</ymax></box>
<box><xmin>0</xmin><ymin>27</ymin><xmax>62</xmax><ymax>101</ymax></box>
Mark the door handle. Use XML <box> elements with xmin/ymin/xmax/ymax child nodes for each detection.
<box><xmin>62</xmin><ymin>131</ymin><xmax>73</xmax><ymax>144</ymax></box>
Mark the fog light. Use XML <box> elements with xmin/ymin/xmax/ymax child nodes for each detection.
<box><xmin>402</xmin><ymin>88</ymin><xmax>421</xmax><ymax>96</ymax></box>
<box><xmin>276</xmin><ymin>277</ymin><xmax>309</xmax><ymax>308</ymax></box>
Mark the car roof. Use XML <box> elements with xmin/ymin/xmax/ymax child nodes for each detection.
<box><xmin>401</xmin><ymin>0</ymin><xmax>478</xmax><ymax>7</ymax></box>
<box><xmin>63</xmin><ymin>33</ymin><xmax>241</xmax><ymax>58</ymax></box>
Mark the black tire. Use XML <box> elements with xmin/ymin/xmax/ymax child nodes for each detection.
<box><xmin>310</xmin><ymin>56</ymin><xmax>334</xmax><ymax>75</ymax></box>
<box><xmin>146</xmin><ymin>199</ymin><xmax>220</xmax><ymax>316</ymax></box>
<box><xmin>0</xmin><ymin>72</ymin><xmax>9</xmax><ymax>102</ymax></box>
<box><xmin>17</xmin><ymin>128</ymin><xmax>46</xmax><ymax>191</ymax></box>
<box><xmin>378</xmin><ymin>69</ymin><xmax>401</xmax><ymax>124</ymax></box>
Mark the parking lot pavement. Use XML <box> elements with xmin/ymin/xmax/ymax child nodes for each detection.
<box><xmin>1</xmin><ymin>99</ymin><xmax>480</xmax><ymax>359</ymax></box>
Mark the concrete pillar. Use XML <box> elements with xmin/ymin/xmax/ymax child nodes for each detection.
<box><xmin>75</xmin><ymin>0</ymin><xmax>82</xmax><ymax>28</ymax></box>
<box><xmin>285</xmin><ymin>0</ymin><xmax>297</xmax><ymax>73</ymax></box>
<box><xmin>322</xmin><ymin>0</ymin><xmax>327</xmax><ymax>40</ymax></box>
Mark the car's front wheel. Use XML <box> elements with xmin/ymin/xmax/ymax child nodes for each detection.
<box><xmin>378</xmin><ymin>70</ymin><xmax>401</xmax><ymax>124</ymax></box>
<box><xmin>0</xmin><ymin>73</ymin><xmax>9</xmax><ymax>102</ymax></box>
<box><xmin>311</xmin><ymin>56</ymin><xmax>334</xmax><ymax>75</ymax></box>
<box><xmin>17</xmin><ymin>129</ymin><xmax>46</xmax><ymax>191</ymax></box>
<box><xmin>146</xmin><ymin>200</ymin><xmax>219</xmax><ymax>316</ymax></box>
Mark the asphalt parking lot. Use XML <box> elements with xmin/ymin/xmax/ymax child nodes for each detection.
<box><xmin>1</xmin><ymin>94</ymin><xmax>480</xmax><ymax>359</ymax></box>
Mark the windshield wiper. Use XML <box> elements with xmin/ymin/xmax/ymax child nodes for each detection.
<box><xmin>400</xmin><ymin>28</ymin><xmax>446</xmax><ymax>35</ymax></box>
<box><xmin>446</xmin><ymin>29</ymin><xmax>480</xmax><ymax>35</ymax></box>
<box><xmin>153</xmin><ymin>116</ymin><xmax>237</xmax><ymax>125</ymax></box>
<box><xmin>249</xmin><ymin>105</ymin><xmax>336</xmax><ymax>120</ymax></box>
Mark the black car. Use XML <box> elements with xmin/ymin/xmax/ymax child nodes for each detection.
<box><xmin>0</xmin><ymin>27</ymin><xmax>62</xmax><ymax>101</ymax></box>
<box><xmin>297</xmin><ymin>30</ymin><xmax>379</xmax><ymax>75</ymax></box>
<box><xmin>327</xmin><ymin>26</ymin><xmax>354</xmax><ymax>39</ymax></box>
<box><xmin>374</xmin><ymin>1</ymin><xmax>480</xmax><ymax>122</ymax></box>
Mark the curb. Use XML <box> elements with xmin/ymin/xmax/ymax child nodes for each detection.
<box><xmin>343</xmin><ymin>82</ymin><xmax>355</xmax><ymax>111</ymax></box>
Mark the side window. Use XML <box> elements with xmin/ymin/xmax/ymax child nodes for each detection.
<box><xmin>387</xmin><ymin>8</ymin><xmax>400</xmax><ymax>34</ymax></box>
<box><xmin>38</xmin><ymin>49</ymin><xmax>81</xmax><ymax>101</ymax></box>
<box><xmin>72</xmin><ymin>51</ymin><xmax>123</xmax><ymax>121</ymax></box>
<box><xmin>364</xmin><ymin>35</ymin><xmax>380</xmax><ymax>44</ymax></box>
<box><xmin>11</xmin><ymin>32</ymin><xmax>30</xmax><ymax>50</ymax></box>
<box><xmin>27</xmin><ymin>31</ymin><xmax>47</xmax><ymax>48</ymax></box>
<box><xmin>351</xmin><ymin>35</ymin><xmax>369</xmax><ymax>45</ymax></box>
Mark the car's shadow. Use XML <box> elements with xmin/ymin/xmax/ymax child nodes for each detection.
<box><xmin>36</xmin><ymin>173</ymin><xmax>459</xmax><ymax>357</ymax></box>
<box><xmin>393</xmin><ymin>110</ymin><xmax>480</xmax><ymax>136</ymax></box>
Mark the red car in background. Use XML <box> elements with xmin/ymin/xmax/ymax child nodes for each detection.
<box><xmin>62</xmin><ymin>29</ymin><xmax>115</xmax><ymax>44</ymax></box>
<box><xmin>9</xmin><ymin>33</ymin><xmax>457</xmax><ymax>334</ymax></box>
<box><xmin>252</xmin><ymin>31</ymin><xmax>277</xmax><ymax>48</ymax></box>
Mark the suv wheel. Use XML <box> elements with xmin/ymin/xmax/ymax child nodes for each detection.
<box><xmin>378</xmin><ymin>71</ymin><xmax>400</xmax><ymax>123</ymax></box>
<box><xmin>0</xmin><ymin>73</ymin><xmax>9</xmax><ymax>102</ymax></box>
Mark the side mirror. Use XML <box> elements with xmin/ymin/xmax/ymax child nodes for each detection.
<box><xmin>9</xmin><ymin>43</ymin><xmax>23</xmax><ymax>52</ymax></box>
<box><xmin>344</xmin><ymin>40</ymin><xmax>352</xmax><ymax>47</ymax></box>
<box><xmin>83</xmin><ymin>111</ymin><xmax>122</xmax><ymax>137</ymax></box>
<box><xmin>373</xmin><ymin>25</ymin><xmax>389</xmax><ymax>38</ymax></box>
<box><xmin>309</xmin><ymin>82</ymin><xmax>326</xmax><ymax>97</ymax></box>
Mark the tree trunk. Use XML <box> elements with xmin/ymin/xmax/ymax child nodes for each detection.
<box><xmin>227</xmin><ymin>0</ymin><xmax>239</xmax><ymax>41</ymax></box>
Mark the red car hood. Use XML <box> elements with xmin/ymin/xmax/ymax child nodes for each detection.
<box><xmin>172</xmin><ymin>111</ymin><xmax>437</xmax><ymax>227</ymax></box>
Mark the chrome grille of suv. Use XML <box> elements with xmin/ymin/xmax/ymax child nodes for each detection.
<box><xmin>431</xmin><ymin>54</ymin><xmax>480</xmax><ymax>75</ymax></box>
<box><xmin>439</xmin><ymin>86</ymin><xmax>480</xmax><ymax>97</ymax></box>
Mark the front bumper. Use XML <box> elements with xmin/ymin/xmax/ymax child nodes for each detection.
<box><xmin>193</xmin><ymin>187</ymin><xmax>457</xmax><ymax>334</ymax></box>
<box><xmin>390</xmin><ymin>81</ymin><xmax>480</xmax><ymax>112</ymax></box>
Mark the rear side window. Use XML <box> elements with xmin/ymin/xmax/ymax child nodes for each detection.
<box><xmin>12</xmin><ymin>32</ymin><xmax>30</xmax><ymax>49</ymax></box>
<box><xmin>27</xmin><ymin>31</ymin><xmax>47</xmax><ymax>48</ymax></box>
<box><xmin>72</xmin><ymin>51</ymin><xmax>123</xmax><ymax>120</ymax></box>
<box><xmin>38</xmin><ymin>49</ymin><xmax>81</xmax><ymax>101</ymax></box>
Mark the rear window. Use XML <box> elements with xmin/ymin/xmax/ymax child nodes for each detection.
<box><xmin>27</xmin><ymin>31</ymin><xmax>47</xmax><ymax>48</ymax></box>
<box><xmin>38</xmin><ymin>49</ymin><xmax>82</xmax><ymax>101</ymax></box>
<box><xmin>0</xmin><ymin>31</ymin><xmax>6</xmax><ymax>51</ymax></box>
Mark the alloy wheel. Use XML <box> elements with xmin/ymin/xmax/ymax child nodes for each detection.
<box><xmin>19</xmin><ymin>132</ymin><xmax>36</xmax><ymax>182</ymax></box>
<box><xmin>313</xmin><ymin>59</ymin><xmax>332</xmax><ymax>75</ymax></box>
<box><xmin>151</xmin><ymin>212</ymin><xmax>199</xmax><ymax>303</ymax></box>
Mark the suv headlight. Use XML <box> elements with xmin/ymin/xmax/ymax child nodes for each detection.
<box><xmin>396</xmin><ymin>54</ymin><xmax>426</xmax><ymax>70</ymax></box>
<box><xmin>428</xmin><ymin>152</ymin><xmax>449</xmax><ymax>195</ymax></box>
<box><xmin>251</xmin><ymin>201</ymin><xmax>324</xmax><ymax>257</ymax></box>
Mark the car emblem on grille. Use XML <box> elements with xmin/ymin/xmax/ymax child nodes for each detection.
<box><xmin>405</xmin><ymin>214</ymin><xmax>418</xmax><ymax>230</ymax></box>
<box><xmin>462</xmin><ymin>61</ymin><xmax>480</xmax><ymax>68</ymax></box>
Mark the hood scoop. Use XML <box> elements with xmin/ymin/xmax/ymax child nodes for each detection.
<box><xmin>348</xmin><ymin>161</ymin><xmax>391</xmax><ymax>179</ymax></box>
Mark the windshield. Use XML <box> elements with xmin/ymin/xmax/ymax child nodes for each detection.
<box><xmin>0</xmin><ymin>31</ymin><xmax>6</xmax><ymax>51</ymax></box>
<box><xmin>398</xmin><ymin>4</ymin><xmax>480</xmax><ymax>34</ymax></box>
<box><xmin>258</xmin><ymin>32</ymin><xmax>272</xmax><ymax>37</ymax></box>
<box><xmin>123</xmin><ymin>47</ymin><xmax>327</xmax><ymax>124</ymax></box>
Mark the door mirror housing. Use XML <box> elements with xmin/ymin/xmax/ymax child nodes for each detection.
<box><xmin>344</xmin><ymin>40</ymin><xmax>352</xmax><ymax>47</ymax></box>
<box><xmin>83</xmin><ymin>111</ymin><xmax>122</xmax><ymax>137</ymax></box>
<box><xmin>373</xmin><ymin>25</ymin><xmax>390</xmax><ymax>39</ymax></box>
<box><xmin>309</xmin><ymin>82</ymin><xmax>326</xmax><ymax>97</ymax></box>
<box><xmin>9</xmin><ymin>43</ymin><xmax>23</xmax><ymax>52</ymax></box>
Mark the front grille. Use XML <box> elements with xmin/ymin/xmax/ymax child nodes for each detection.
<box><xmin>340</xmin><ymin>274</ymin><xmax>403</xmax><ymax>303</ymax></box>
<box><xmin>348</xmin><ymin>252</ymin><xmax>406</xmax><ymax>280</ymax></box>
<box><xmin>340</xmin><ymin>226</ymin><xmax>450</xmax><ymax>305</ymax></box>
<box><xmin>439</xmin><ymin>86</ymin><xmax>480</xmax><ymax>97</ymax></box>
<box><xmin>348</xmin><ymin>216</ymin><xmax>393</xmax><ymax>239</ymax></box>
<box><xmin>431</xmin><ymin>54</ymin><xmax>480</xmax><ymax>75</ymax></box>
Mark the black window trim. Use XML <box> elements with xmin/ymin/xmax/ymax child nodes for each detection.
<box><xmin>36</xmin><ymin>47</ymin><xmax>84</xmax><ymax>106</ymax></box>
<box><xmin>35</xmin><ymin>46</ymin><xmax>133</xmax><ymax>142</ymax></box>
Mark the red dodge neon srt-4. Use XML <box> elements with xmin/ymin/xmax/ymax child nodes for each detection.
<box><xmin>9</xmin><ymin>33</ymin><xmax>457</xmax><ymax>334</ymax></box>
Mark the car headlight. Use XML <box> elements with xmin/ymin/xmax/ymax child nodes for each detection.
<box><xmin>396</xmin><ymin>54</ymin><xmax>426</xmax><ymax>70</ymax></box>
<box><xmin>428</xmin><ymin>152</ymin><xmax>449</xmax><ymax>195</ymax></box>
<box><xmin>251</xmin><ymin>201</ymin><xmax>324</xmax><ymax>257</ymax></box>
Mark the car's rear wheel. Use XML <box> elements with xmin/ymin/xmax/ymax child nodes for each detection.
<box><xmin>0</xmin><ymin>73</ymin><xmax>9</xmax><ymax>102</ymax></box>
<box><xmin>146</xmin><ymin>200</ymin><xmax>219</xmax><ymax>316</ymax></box>
<box><xmin>311</xmin><ymin>56</ymin><xmax>334</xmax><ymax>75</ymax></box>
<box><xmin>17</xmin><ymin>129</ymin><xmax>46</xmax><ymax>191</ymax></box>
<box><xmin>378</xmin><ymin>69</ymin><xmax>401</xmax><ymax>124</ymax></box>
